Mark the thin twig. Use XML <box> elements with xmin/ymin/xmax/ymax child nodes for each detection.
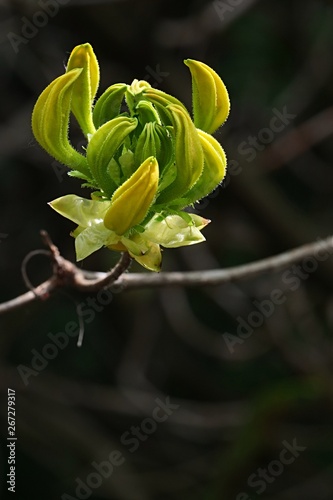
<box><xmin>0</xmin><ymin>234</ymin><xmax>332</xmax><ymax>316</ymax></box>
<box><xmin>122</xmin><ymin>236</ymin><xmax>333</xmax><ymax>288</ymax></box>
<box><xmin>0</xmin><ymin>279</ymin><xmax>55</xmax><ymax>313</ymax></box>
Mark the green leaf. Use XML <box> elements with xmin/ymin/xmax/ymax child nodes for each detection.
<box><xmin>66</xmin><ymin>43</ymin><xmax>100</xmax><ymax>136</ymax></box>
<box><xmin>134</xmin><ymin>122</ymin><xmax>174</xmax><ymax>191</ymax></box>
<box><xmin>143</xmin><ymin>87</ymin><xmax>186</xmax><ymax>126</ymax></box>
<box><xmin>135</xmin><ymin>100</ymin><xmax>161</xmax><ymax>125</ymax></box>
<box><xmin>93</xmin><ymin>83</ymin><xmax>127</xmax><ymax>129</ymax></box>
<box><xmin>184</xmin><ymin>59</ymin><xmax>230</xmax><ymax>134</ymax></box>
<box><xmin>86</xmin><ymin>116</ymin><xmax>138</xmax><ymax>197</ymax></box>
<box><xmin>157</xmin><ymin>104</ymin><xmax>204</xmax><ymax>204</ymax></box>
<box><xmin>157</xmin><ymin>162</ymin><xmax>177</xmax><ymax>192</ymax></box>
<box><xmin>118</xmin><ymin>149</ymin><xmax>135</xmax><ymax>179</ymax></box>
<box><xmin>67</xmin><ymin>170</ymin><xmax>94</xmax><ymax>183</ymax></box>
<box><xmin>134</xmin><ymin>123</ymin><xmax>159</xmax><ymax>166</ymax></box>
<box><xmin>108</xmin><ymin>158</ymin><xmax>121</xmax><ymax>186</ymax></box>
<box><xmin>32</xmin><ymin>69</ymin><xmax>90</xmax><ymax>176</ymax></box>
<box><xmin>178</xmin><ymin>129</ymin><xmax>227</xmax><ymax>205</ymax></box>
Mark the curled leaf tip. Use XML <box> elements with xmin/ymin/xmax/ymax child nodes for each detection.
<box><xmin>66</xmin><ymin>42</ymin><xmax>100</xmax><ymax>136</ymax></box>
<box><xmin>184</xmin><ymin>58</ymin><xmax>230</xmax><ymax>134</ymax></box>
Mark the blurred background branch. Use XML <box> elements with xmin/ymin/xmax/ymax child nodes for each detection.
<box><xmin>1</xmin><ymin>1</ymin><xmax>333</xmax><ymax>499</ymax></box>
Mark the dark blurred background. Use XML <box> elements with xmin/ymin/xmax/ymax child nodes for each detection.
<box><xmin>1</xmin><ymin>0</ymin><xmax>333</xmax><ymax>498</ymax></box>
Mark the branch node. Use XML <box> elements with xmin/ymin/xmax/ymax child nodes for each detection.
<box><xmin>40</xmin><ymin>230</ymin><xmax>60</xmax><ymax>259</ymax></box>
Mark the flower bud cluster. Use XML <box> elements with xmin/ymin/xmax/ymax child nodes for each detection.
<box><xmin>32</xmin><ymin>43</ymin><xmax>230</xmax><ymax>270</ymax></box>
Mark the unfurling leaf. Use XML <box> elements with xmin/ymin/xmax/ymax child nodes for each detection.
<box><xmin>86</xmin><ymin>116</ymin><xmax>138</xmax><ymax>197</ymax></box>
<box><xmin>183</xmin><ymin>130</ymin><xmax>227</xmax><ymax>205</ymax></box>
<box><xmin>185</xmin><ymin>59</ymin><xmax>230</xmax><ymax>134</ymax></box>
<box><xmin>157</xmin><ymin>104</ymin><xmax>204</xmax><ymax>204</ymax></box>
<box><xmin>66</xmin><ymin>43</ymin><xmax>100</xmax><ymax>136</ymax></box>
<box><xmin>93</xmin><ymin>83</ymin><xmax>127</xmax><ymax>129</ymax></box>
<box><xmin>32</xmin><ymin>69</ymin><xmax>90</xmax><ymax>176</ymax></box>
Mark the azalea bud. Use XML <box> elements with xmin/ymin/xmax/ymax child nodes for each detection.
<box><xmin>184</xmin><ymin>59</ymin><xmax>230</xmax><ymax>134</ymax></box>
<box><xmin>104</xmin><ymin>156</ymin><xmax>159</xmax><ymax>235</ymax></box>
<box><xmin>32</xmin><ymin>68</ymin><xmax>90</xmax><ymax>177</ymax></box>
<box><xmin>33</xmin><ymin>43</ymin><xmax>230</xmax><ymax>271</ymax></box>
<box><xmin>66</xmin><ymin>43</ymin><xmax>100</xmax><ymax>136</ymax></box>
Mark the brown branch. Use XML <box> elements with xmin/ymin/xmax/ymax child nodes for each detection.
<box><xmin>0</xmin><ymin>234</ymin><xmax>332</xmax><ymax>316</ymax></box>
<box><xmin>123</xmin><ymin>236</ymin><xmax>333</xmax><ymax>288</ymax></box>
